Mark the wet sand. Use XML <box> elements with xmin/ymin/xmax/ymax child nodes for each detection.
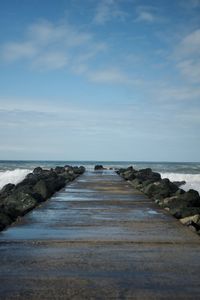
<box><xmin>0</xmin><ymin>170</ymin><xmax>200</xmax><ymax>299</ymax></box>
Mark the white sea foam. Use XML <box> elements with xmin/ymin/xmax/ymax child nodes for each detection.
<box><xmin>0</xmin><ymin>169</ymin><xmax>31</xmax><ymax>190</ymax></box>
<box><xmin>161</xmin><ymin>173</ymin><xmax>200</xmax><ymax>194</ymax></box>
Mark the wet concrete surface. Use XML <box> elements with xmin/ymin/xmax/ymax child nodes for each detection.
<box><xmin>0</xmin><ymin>170</ymin><xmax>200</xmax><ymax>299</ymax></box>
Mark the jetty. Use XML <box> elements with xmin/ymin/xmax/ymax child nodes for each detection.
<box><xmin>0</xmin><ymin>169</ymin><xmax>200</xmax><ymax>299</ymax></box>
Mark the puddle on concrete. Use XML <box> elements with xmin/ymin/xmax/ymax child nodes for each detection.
<box><xmin>147</xmin><ymin>209</ymin><xmax>160</xmax><ymax>215</ymax></box>
<box><xmin>64</xmin><ymin>188</ymin><xmax>95</xmax><ymax>193</ymax></box>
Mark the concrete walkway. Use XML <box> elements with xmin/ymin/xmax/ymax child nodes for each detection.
<box><xmin>0</xmin><ymin>170</ymin><xmax>200</xmax><ymax>299</ymax></box>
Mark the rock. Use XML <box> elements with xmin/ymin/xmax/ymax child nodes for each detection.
<box><xmin>136</xmin><ymin>168</ymin><xmax>161</xmax><ymax>182</ymax></box>
<box><xmin>55</xmin><ymin>166</ymin><xmax>65</xmax><ymax>174</ymax></box>
<box><xmin>130</xmin><ymin>178</ymin><xmax>142</xmax><ymax>188</ymax></box>
<box><xmin>0</xmin><ymin>183</ymin><xmax>15</xmax><ymax>199</ymax></box>
<box><xmin>180</xmin><ymin>214</ymin><xmax>200</xmax><ymax>225</ymax></box>
<box><xmin>3</xmin><ymin>192</ymin><xmax>37</xmax><ymax>219</ymax></box>
<box><xmin>162</xmin><ymin>196</ymin><xmax>178</xmax><ymax>205</ymax></box>
<box><xmin>0</xmin><ymin>183</ymin><xmax>15</xmax><ymax>194</ymax></box>
<box><xmin>94</xmin><ymin>165</ymin><xmax>104</xmax><ymax>170</ymax></box>
<box><xmin>175</xmin><ymin>189</ymin><xmax>185</xmax><ymax>196</ymax></box>
<box><xmin>73</xmin><ymin>166</ymin><xmax>85</xmax><ymax>174</ymax></box>
<box><xmin>180</xmin><ymin>214</ymin><xmax>200</xmax><ymax>232</ymax></box>
<box><xmin>25</xmin><ymin>173</ymin><xmax>38</xmax><ymax>184</ymax></box>
<box><xmin>180</xmin><ymin>189</ymin><xmax>200</xmax><ymax>207</ymax></box>
<box><xmin>33</xmin><ymin>180</ymin><xmax>49</xmax><ymax>200</ymax></box>
<box><xmin>123</xmin><ymin>170</ymin><xmax>136</xmax><ymax>180</ymax></box>
<box><xmin>173</xmin><ymin>181</ymin><xmax>186</xmax><ymax>187</ymax></box>
<box><xmin>171</xmin><ymin>207</ymin><xmax>200</xmax><ymax>219</ymax></box>
<box><xmin>0</xmin><ymin>212</ymin><xmax>12</xmax><ymax>230</ymax></box>
<box><xmin>167</xmin><ymin>190</ymin><xmax>200</xmax><ymax>217</ymax></box>
<box><xmin>144</xmin><ymin>178</ymin><xmax>178</xmax><ymax>199</ymax></box>
<box><xmin>33</xmin><ymin>167</ymin><xmax>43</xmax><ymax>175</ymax></box>
<box><xmin>188</xmin><ymin>224</ymin><xmax>197</xmax><ymax>232</ymax></box>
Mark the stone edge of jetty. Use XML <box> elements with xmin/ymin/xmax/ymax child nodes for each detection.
<box><xmin>0</xmin><ymin>165</ymin><xmax>85</xmax><ymax>231</ymax></box>
<box><xmin>116</xmin><ymin>166</ymin><xmax>200</xmax><ymax>234</ymax></box>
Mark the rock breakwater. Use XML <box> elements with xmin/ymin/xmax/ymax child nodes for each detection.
<box><xmin>0</xmin><ymin>165</ymin><xmax>85</xmax><ymax>231</ymax></box>
<box><xmin>117</xmin><ymin>166</ymin><xmax>200</xmax><ymax>234</ymax></box>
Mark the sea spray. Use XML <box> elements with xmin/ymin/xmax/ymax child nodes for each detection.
<box><xmin>161</xmin><ymin>173</ymin><xmax>200</xmax><ymax>193</ymax></box>
<box><xmin>0</xmin><ymin>169</ymin><xmax>31</xmax><ymax>190</ymax></box>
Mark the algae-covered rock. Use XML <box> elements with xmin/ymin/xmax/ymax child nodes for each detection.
<box><xmin>33</xmin><ymin>180</ymin><xmax>49</xmax><ymax>200</ymax></box>
<box><xmin>3</xmin><ymin>191</ymin><xmax>37</xmax><ymax>219</ymax></box>
<box><xmin>144</xmin><ymin>179</ymin><xmax>178</xmax><ymax>199</ymax></box>
<box><xmin>0</xmin><ymin>212</ymin><xmax>12</xmax><ymax>230</ymax></box>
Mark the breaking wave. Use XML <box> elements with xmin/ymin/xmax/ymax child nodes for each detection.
<box><xmin>0</xmin><ymin>169</ymin><xmax>31</xmax><ymax>190</ymax></box>
<box><xmin>161</xmin><ymin>172</ymin><xmax>200</xmax><ymax>194</ymax></box>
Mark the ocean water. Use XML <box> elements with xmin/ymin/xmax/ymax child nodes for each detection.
<box><xmin>0</xmin><ymin>160</ymin><xmax>200</xmax><ymax>193</ymax></box>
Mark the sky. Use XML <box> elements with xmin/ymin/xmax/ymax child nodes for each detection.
<box><xmin>0</xmin><ymin>0</ymin><xmax>200</xmax><ymax>162</ymax></box>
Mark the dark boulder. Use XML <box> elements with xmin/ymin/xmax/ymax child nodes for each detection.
<box><xmin>3</xmin><ymin>192</ymin><xmax>37</xmax><ymax>219</ymax></box>
<box><xmin>180</xmin><ymin>189</ymin><xmax>200</xmax><ymax>207</ymax></box>
<box><xmin>173</xmin><ymin>181</ymin><xmax>186</xmax><ymax>188</ymax></box>
<box><xmin>94</xmin><ymin>165</ymin><xmax>104</xmax><ymax>170</ymax></box>
<box><xmin>24</xmin><ymin>173</ymin><xmax>38</xmax><ymax>185</ymax></box>
<box><xmin>73</xmin><ymin>166</ymin><xmax>85</xmax><ymax>174</ymax></box>
<box><xmin>0</xmin><ymin>183</ymin><xmax>15</xmax><ymax>199</ymax></box>
<box><xmin>172</xmin><ymin>207</ymin><xmax>200</xmax><ymax>219</ymax></box>
<box><xmin>33</xmin><ymin>167</ymin><xmax>43</xmax><ymax>175</ymax></box>
<box><xmin>0</xmin><ymin>212</ymin><xmax>12</xmax><ymax>231</ymax></box>
<box><xmin>33</xmin><ymin>180</ymin><xmax>49</xmax><ymax>200</ymax></box>
<box><xmin>144</xmin><ymin>178</ymin><xmax>178</xmax><ymax>199</ymax></box>
<box><xmin>167</xmin><ymin>189</ymin><xmax>200</xmax><ymax>210</ymax></box>
<box><xmin>123</xmin><ymin>170</ymin><xmax>136</xmax><ymax>180</ymax></box>
<box><xmin>136</xmin><ymin>168</ymin><xmax>161</xmax><ymax>182</ymax></box>
<box><xmin>55</xmin><ymin>166</ymin><xmax>65</xmax><ymax>174</ymax></box>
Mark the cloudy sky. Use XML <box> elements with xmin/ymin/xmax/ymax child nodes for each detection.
<box><xmin>0</xmin><ymin>0</ymin><xmax>200</xmax><ymax>161</ymax></box>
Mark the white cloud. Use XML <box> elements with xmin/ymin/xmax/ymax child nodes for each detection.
<box><xmin>2</xmin><ymin>19</ymin><xmax>137</xmax><ymax>85</ymax></box>
<box><xmin>174</xmin><ymin>28</ymin><xmax>200</xmax><ymax>83</ymax></box>
<box><xmin>1</xmin><ymin>20</ymin><xmax>93</xmax><ymax>68</ymax></box>
<box><xmin>177</xmin><ymin>29</ymin><xmax>200</xmax><ymax>57</ymax></box>
<box><xmin>87</xmin><ymin>68</ymin><xmax>142</xmax><ymax>85</ymax></box>
<box><xmin>151</xmin><ymin>83</ymin><xmax>200</xmax><ymax>103</ymax></box>
<box><xmin>136</xmin><ymin>11</ymin><xmax>155</xmax><ymax>22</ymax></box>
<box><xmin>179</xmin><ymin>0</ymin><xmax>200</xmax><ymax>9</ymax></box>
<box><xmin>2</xmin><ymin>41</ymin><xmax>37</xmax><ymax>61</ymax></box>
<box><xmin>88</xmin><ymin>68</ymin><xmax>128</xmax><ymax>83</ymax></box>
<box><xmin>33</xmin><ymin>51</ymin><xmax>69</xmax><ymax>70</ymax></box>
<box><xmin>177</xmin><ymin>59</ymin><xmax>200</xmax><ymax>83</ymax></box>
<box><xmin>135</xmin><ymin>6</ymin><xmax>159</xmax><ymax>23</ymax></box>
<box><xmin>93</xmin><ymin>0</ymin><xmax>128</xmax><ymax>25</ymax></box>
<box><xmin>0</xmin><ymin>18</ymin><xmax>143</xmax><ymax>86</ymax></box>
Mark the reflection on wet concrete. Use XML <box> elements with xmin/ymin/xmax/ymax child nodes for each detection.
<box><xmin>0</xmin><ymin>170</ymin><xmax>200</xmax><ymax>299</ymax></box>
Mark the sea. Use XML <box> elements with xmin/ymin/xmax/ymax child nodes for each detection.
<box><xmin>0</xmin><ymin>160</ymin><xmax>200</xmax><ymax>194</ymax></box>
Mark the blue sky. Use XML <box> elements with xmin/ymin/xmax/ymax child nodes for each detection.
<box><xmin>0</xmin><ymin>0</ymin><xmax>200</xmax><ymax>161</ymax></box>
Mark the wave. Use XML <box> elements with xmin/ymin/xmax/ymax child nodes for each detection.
<box><xmin>161</xmin><ymin>172</ymin><xmax>200</xmax><ymax>194</ymax></box>
<box><xmin>0</xmin><ymin>169</ymin><xmax>31</xmax><ymax>190</ymax></box>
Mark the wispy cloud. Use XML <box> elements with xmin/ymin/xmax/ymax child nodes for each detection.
<box><xmin>179</xmin><ymin>0</ymin><xmax>200</xmax><ymax>9</ymax></box>
<box><xmin>177</xmin><ymin>59</ymin><xmax>200</xmax><ymax>83</ymax></box>
<box><xmin>87</xmin><ymin>68</ymin><xmax>142</xmax><ymax>85</ymax></box>
<box><xmin>135</xmin><ymin>6</ymin><xmax>160</xmax><ymax>23</ymax></box>
<box><xmin>93</xmin><ymin>0</ymin><xmax>128</xmax><ymax>25</ymax></box>
<box><xmin>1</xmin><ymin>20</ymin><xmax>95</xmax><ymax>70</ymax></box>
<box><xmin>33</xmin><ymin>51</ymin><xmax>69</xmax><ymax>70</ymax></box>
<box><xmin>2</xmin><ymin>41</ymin><xmax>37</xmax><ymax>61</ymax></box>
<box><xmin>176</xmin><ymin>28</ymin><xmax>200</xmax><ymax>57</ymax></box>
<box><xmin>1</xmin><ymin>18</ymin><xmax>140</xmax><ymax>85</ymax></box>
<box><xmin>174</xmin><ymin>28</ymin><xmax>200</xmax><ymax>83</ymax></box>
